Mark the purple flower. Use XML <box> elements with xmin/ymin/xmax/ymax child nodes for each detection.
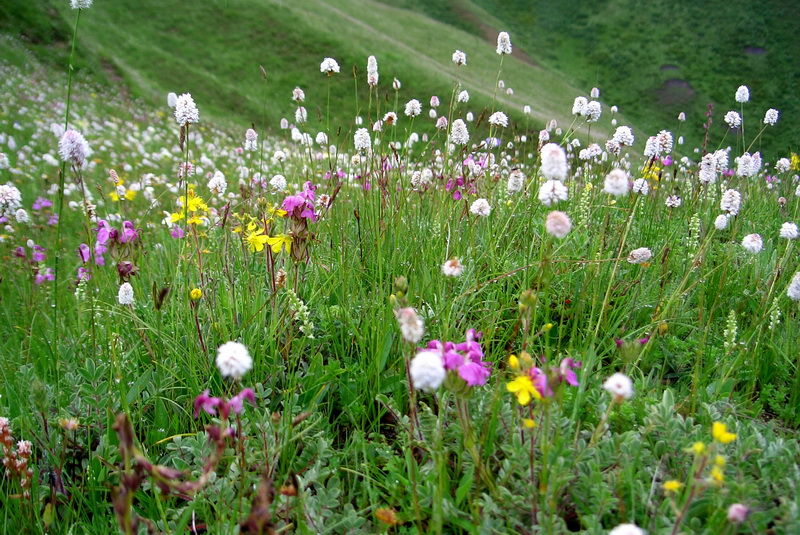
<box><xmin>35</xmin><ymin>267</ymin><xmax>54</xmax><ymax>285</ymax></box>
<box><xmin>661</xmin><ymin>156</ymin><xmax>673</xmax><ymax>166</ymax></box>
<box><xmin>558</xmin><ymin>357</ymin><xmax>581</xmax><ymax>387</ymax></box>
<box><xmin>119</xmin><ymin>221</ymin><xmax>139</xmax><ymax>243</ymax></box>
<box><xmin>48</xmin><ymin>214</ymin><xmax>58</xmax><ymax>226</ymax></box>
<box><xmin>170</xmin><ymin>226</ymin><xmax>185</xmax><ymax>239</ymax></box>
<box><xmin>78</xmin><ymin>243</ymin><xmax>91</xmax><ymax>263</ymax></box>
<box><xmin>32</xmin><ymin>245</ymin><xmax>46</xmax><ymax>263</ymax></box>
<box><xmin>77</xmin><ymin>267</ymin><xmax>91</xmax><ymax>282</ymax></box>
<box><xmin>228</xmin><ymin>388</ymin><xmax>256</xmax><ymax>414</ymax></box>
<box><xmin>426</xmin><ymin>329</ymin><xmax>491</xmax><ymax>387</ymax></box>
<box><xmin>193</xmin><ymin>390</ymin><xmax>221</xmax><ymax>418</ymax></box>
<box><xmin>13</xmin><ymin>246</ymin><xmax>25</xmax><ymax>259</ymax></box>
<box><xmin>529</xmin><ymin>367</ymin><xmax>553</xmax><ymax>397</ymax></box>
<box><xmin>96</xmin><ymin>220</ymin><xmax>112</xmax><ymax>245</ymax></box>
<box><xmin>32</xmin><ymin>197</ymin><xmax>52</xmax><ymax>211</ymax></box>
<box><xmin>452</xmin><ymin>190</ymin><xmax>462</xmax><ymax>200</ymax></box>
<box><xmin>282</xmin><ymin>182</ymin><xmax>319</xmax><ymax>221</ymax></box>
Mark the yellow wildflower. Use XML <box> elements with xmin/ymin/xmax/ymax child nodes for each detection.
<box><xmin>190</xmin><ymin>288</ymin><xmax>202</xmax><ymax>300</ymax></box>
<box><xmin>662</xmin><ymin>480</ymin><xmax>683</xmax><ymax>493</ymax></box>
<box><xmin>690</xmin><ymin>441</ymin><xmax>707</xmax><ymax>455</ymax></box>
<box><xmin>506</xmin><ymin>375</ymin><xmax>542</xmax><ymax>406</ymax></box>
<box><xmin>522</xmin><ymin>418</ymin><xmax>536</xmax><ymax>429</ymax></box>
<box><xmin>711</xmin><ymin>422</ymin><xmax>737</xmax><ymax>444</ymax></box>
<box><xmin>508</xmin><ymin>354</ymin><xmax>520</xmax><ymax>370</ymax></box>
<box><xmin>714</xmin><ymin>455</ymin><xmax>726</xmax><ymax>467</ymax></box>
<box><xmin>265</xmin><ymin>233</ymin><xmax>292</xmax><ymax>254</ymax></box>
<box><xmin>710</xmin><ymin>465</ymin><xmax>724</xmax><ymax>484</ymax></box>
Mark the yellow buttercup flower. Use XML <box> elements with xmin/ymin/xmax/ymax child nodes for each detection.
<box><xmin>245</xmin><ymin>228</ymin><xmax>269</xmax><ymax>252</ymax></box>
<box><xmin>190</xmin><ymin>288</ymin><xmax>202</xmax><ymax>300</ymax></box>
<box><xmin>522</xmin><ymin>418</ymin><xmax>536</xmax><ymax>429</ymax></box>
<box><xmin>508</xmin><ymin>354</ymin><xmax>520</xmax><ymax>370</ymax></box>
<box><xmin>662</xmin><ymin>480</ymin><xmax>683</xmax><ymax>493</ymax></box>
<box><xmin>710</xmin><ymin>465</ymin><xmax>725</xmax><ymax>484</ymax></box>
<box><xmin>690</xmin><ymin>441</ymin><xmax>707</xmax><ymax>455</ymax></box>
<box><xmin>506</xmin><ymin>375</ymin><xmax>542</xmax><ymax>406</ymax></box>
<box><xmin>715</xmin><ymin>455</ymin><xmax>726</xmax><ymax>467</ymax></box>
<box><xmin>712</xmin><ymin>422</ymin><xmax>737</xmax><ymax>444</ymax></box>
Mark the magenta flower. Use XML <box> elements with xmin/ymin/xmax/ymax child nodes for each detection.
<box><xmin>77</xmin><ymin>267</ymin><xmax>91</xmax><ymax>282</ymax></box>
<box><xmin>170</xmin><ymin>226</ymin><xmax>185</xmax><ymax>239</ymax></box>
<box><xmin>78</xmin><ymin>243</ymin><xmax>91</xmax><ymax>263</ymax></box>
<box><xmin>427</xmin><ymin>329</ymin><xmax>491</xmax><ymax>387</ymax></box>
<box><xmin>35</xmin><ymin>267</ymin><xmax>54</xmax><ymax>285</ymax></box>
<box><xmin>194</xmin><ymin>388</ymin><xmax>257</xmax><ymax>419</ymax></box>
<box><xmin>13</xmin><ymin>246</ymin><xmax>25</xmax><ymax>259</ymax></box>
<box><xmin>193</xmin><ymin>390</ymin><xmax>221</xmax><ymax>418</ymax></box>
<box><xmin>47</xmin><ymin>214</ymin><xmax>58</xmax><ymax>226</ymax></box>
<box><xmin>32</xmin><ymin>197</ymin><xmax>52</xmax><ymax>211</ymax></box>
<box><xmin>119</xmin><ymin>221</ymin><xmax>139</xmax><ymax>243</ymax></box>
<box><xmin>282</xmin><ymin>182</ymin><xmax>318</xmax><ymax>221</ymax></box>
<box><xmin>228</xmin><ymin>388</ymin><xmax>256</xmax><ymax>414</ymax></box>
<box><xmin>529</xmin><ymin>367</ymin><xmax>553</xmax><ymax>397</ymax></box>
<box><xmin>31</xmin><ymin>245</ymin><xmax>46</xmax><ymax>263</ymax></box>
<box><xmin>558</xmin><ymin>357</ymin><xmax>581</xmax><ymax>387</ymax></box>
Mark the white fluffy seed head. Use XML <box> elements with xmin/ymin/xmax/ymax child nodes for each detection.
<box><xmin>627</xmin><ymin>247</ymin><xmax>652</xmax><ymax>264</ymax></box>
<box><xmin>603</xmin><ymin>168</ymin><xmax>629</xmax><ymax>196</ymax></box>
<box><xmin>410</xmin><ymin>350</ymin><xmax>446</xmax><ymax>392</ymax></box>
<box><xmin>539</xmin><ymin>143</ymin><xmax>568</xmax><ymax>181</ymax></box>
<box><xmin>545</xmin><ymin>211</ymin><xmax>572</xmax><ymax>239</ymax></box>
<box><xmin>216</xmin><ymin>341</ymin><xmax>253</xmax><ymax>380</ymax></box>
<box><xmin>741</xmin><ymin>233</ymin><xmax>763</xmax><ymax>254</ymax></box>
<box><xmin>603</xmin><ymin>373</ymin><xmax>634</xmax><ymax>400</ymax></box>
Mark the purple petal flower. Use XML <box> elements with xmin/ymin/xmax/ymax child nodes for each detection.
<box><xmin>170</xmin><ymin>226</ymin><xmax>185</xmax><ymax>239</ymax></box>
<box><xmin>559</xmin><ymin>357</ymin><xmax>581</xmax><ymax>387</ymax></box>
<box><xmin>193</xmin><ymin>390</ymin><xmax>222</xmax><ymax>418</ymax></box>
<box><xmin>458</xmin><ymin>360</ymin><xmax>490</xmax><ymax>386</ymax></box>
<box><xmin>228</xmin><ymin>388</ymin><xmax>256</xmax><ymax>414</ymax></box>
<box><xmin>529</xmin><ymin>367</ymin><xmax>553</xmax><ymax>397</ymax></box>
<box><xmin>13</xmin><ymin>246</ymin><xmax>25</xmax><ymax>259</ymax></box>
<box><xmin>119</xmin><ymin>221</ymin><xmax>139</xmax><ymax>243</ymax></box>
<box><xmin>78</xmin><ymin>243</ymin><xmax>91</xmax><ymax>263</ymax></box>
<box><xmin>452</xmin><ymin>190</ymin><xmax>462</xmax><ymax>200</ymax></box>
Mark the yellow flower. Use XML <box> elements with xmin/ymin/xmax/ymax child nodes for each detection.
<box><xmin>124</xmin><ymin>189</ymin><xmax>137</xmax><ymax>201</ymax></box>
<box><xmin>642</xmin><ymin>165</ymin><xmax>661</xmax><ymax>181</ymax></box>
<box><xmin>187</xmin><ymin>214</ymin><xmax>205</xmax><ymax>226</ymax></box>
<box><xmin>170</xmin><ymin>211</ymin><xmax>186</xmax><ymax>223</ymax></box>
<box><xmin>710</xmin><ymin>465</ymin><xmax>724</xmax><ymax>484</ymax></box>
<box><xmin>522</xmin><ymin>418</ymin><xmax>536</xmax><ymax>429</ymax></box>
<box><xmin>711</xmin><ymin>422</ymin><xmax>737</xmax><ymax>444</ymax></box>
<box><xmin>662</xmin><ymin>480</ymin><xmax>683</xmax><ymax>493</ymax></box>
<box><xmin>543</xmin><ymin>323</ymin><xmax>554</xmax><ymax>332</ymax></box>
<box><xmin>714</xmin><ymin>455</ymin><xmax>726</xmax><ymax>467</ymax></box>
<box><xmin>690</xmin><ymin>441</ymin><xmax>707</xmax><ymax>455</ymax></box>
<box><xmin>245</xmin><ymin>228</ymin><xmax>269</xmax><ymax>252</ymax></box>
<box><xmin>508</xmin><ymin>354</ymin><xmax>520</xmax><ymax>370</ymax></box>
<box><xmin>190</xmin><ymin>288</ymin><xmax>202</xmax><ymax>300</ymax></box>
<box><xmin>506</xmin><ymin>375</ymin><xmax>542</xmax><ymax>406</ymax></box>
<box><xmin>267</xmin><ymin>204</ymin><xmax>288</xmax><ymax>218</ymax></box>
<box><xmin>791</xmin><ymin>153</ymin><xmax>800</xmax><ymax>171</ymax></box>
<box><xmin>265</xmin><ymin>233</ymin><xmax>292</xmax><ymax>254</ymax></box>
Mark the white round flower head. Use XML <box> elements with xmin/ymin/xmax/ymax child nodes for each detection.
<box><xmin>392</xmin><ymin>77</ymin><xmax>401</xmax><ymax>90</ymax></box>
<box><xmin>174</xmin><ymin>93</ymin><xmax>199</xmax><ymax>125</ymax></box>
<box><xmin>292</xmin><ymin>87</ymin><xmax>305</xmax><ymax>102</ymax></box>
<box><xmin>404</xmin><ymin>99</ymin><xmax>422</xmax><ymax>117</ymax></box>
<box><xmin>735</xmin><ymin>85</ymin><xmax>750</xmax><ymax>103</ymax></box>
<box><xmin>465</xmin><ymin>112</ymin><xmax>474</xmax><ymax>122</ymax></box>
<box><xmin>395</xmin><ymin>307</ymin><xmax>425</xmax><ymax>344</ymax></box>
<box><xmin>280</xmin><ymin>118</ymin><xmax>289</xmax><ymax>129</ymax></box>
<box><xmin>382</xmin><ymin>111</ymin><xmax>398</xmax><ymax>126</ymax></box>
<box><xmin>270</xmin><ymin>174</ymin><xmax>287</xmax><ymax>191</ymax></box>
<box><xmin>450</xmin><ymin>119</ymin><xmax>469</xmax><ymax>146</ymax></box>
<box><xmin>545</xmin><ymin>211</ymin><xmax>572</xmax><ymax>238</ymax></box>
<box><xmin>604</xmin><ymin>168</ymin><xmax>629</xmax><ymax>196</ymax></box>
<box><xmin>714</xmin><ymin>149</ymin><xmax>730</xmax><ymax>171</ymax></box>
<box><xmin>643</xmin><ymin>136</ymin><xmax>658</xmax><ymax>157</ymax></box>
<box><xmin>775</xmin><ymin>158</ymin><xmax>790</xmax><ymax>173</ymax></box>
<box><xmin>741</xmin><ymin>233</ymin><xmax>763</xmax><ymax>254</ymax></box>
<box><xmin>367</xmin><ymin>55</ymin><xmax>378</xmax><ymax>86</ymax></box>
<box><xmin>507</xmin><ymin>168</ymin><xmax>525</xmax><ymax>193</ymax></box>
<box><xmin>410</xmin><ymin>350</ymin><xmax>446</xmax><ymax>392</ymax></box>
<box><xmin>435</xmin><ymin>116</ymin><xmax>448</xmax><ymax>130</ymax></box>
<box><xmin>540</xmin><ymin>143</ymin><xmax>568</xmax><ymax>181</ymax></box>
<box><xmin>720</xmin><ymin>189</ymin><xmax>741</xmax><ymax>215</ymax></box>
<box><xmin>538</xmin><ymin>180</ymin><xmax>568</xmax><ymax>206</ymax></box>
<box><xmin>70</xmin><ymin>0</ymin><xmax>92</xmax><ymax>8</ymax></box>
<box><xmin>167</xmin><ymin>92</ymin><xmax>178</xmax><ymax>108</ymax></box>
<box><xmin>320</xmin><ymin>57</ymin><xmax>340</xmax><ymax>75</ymax></box>
<box><xmin>787</xmin><ymin>272</ymin><xmax>800</xmax><ymax>301</ymax></box>
<box><xmin>523</xmin><ymin>105</ymin><xmax>532</xmax><ymax>115</ymax></box>
<box><xmin>216</xmin><ymin>341</ymin><xmax>252</xmax><ymax>379</ymax></box>
<box><xmin>603</xmin><ymin>373</ymin><xmax>634</xmax><ymax>400</ymax></box>
<box><xmin>763</xmin><ymin>108</ymin><xmax>779</xmax><ymax>126</ymax></box>
<box><xmin>665</xmin><ymin>195</ymin><xmax>682</xmax><ymax>208</ymax></box>
<box><xmin>632</xmin><ymin>178</ymin><xmax>649</xmax><ymax>195</ymax></box>
<box><xmin>457</xmin><ymin>90</ymin><xmax>469</xmax><ymax>103</ymax></box>
<box><xmin>656</xmin><ymin>130</ymin><xmax>674</xmax><ymax>155</ymax></box>
<box><xmin>496</xmin><ymin>31</ymin><xmax>512</xmax><ymax>55</ymax></box>
<box><xmin>0</xmin><ymin>183</ymin><xmax>23</xmax><ymax>216</ymax></box>
<box><xmin>699</xmin><ymin>153</ymin><xmax>717</xmax><ymax>184</ymax></box>
<box><xmin>724</xmin><ymin>111</ymin><xmax>742</xmax><ymax>128</ymax></box>
<box><xmin>590</xmin><ymin>87</ymin><xmax>600</xmax><ymax>98</ymax></box>
<box><xmin>430</xmin><ymin>96</ymin><xmax>440</xmax><ymax>108</ymax></box>
<box><xmin>15</xmin><ymin>208</ymin><xmax>29</xmax><ymax>223</ymax></box>
<box><xmin>295</xmin><ymin>106</ymin><xmax>307</xmax><ymax>124</ymax></box>
<box><xmin>609</xmin><ymin>524</ymin><xmax>644</xmax><ymax>535</ymax></box>
<box><xmin>779</xmin><ymin>222</ymin><xmax>798</xmax><ymax>240</ymax></box>
<box><xmin>315</xmin><ymin>132</ymin><xmax>328</xmax><ymax>146</ymax></box>
<box><xmin>470</xmin><ymin>198</ymin><xmax>491</xmax><ymax>217</ymax></box>
<box><xmin>442</xmin><ymin>257</ymin><xmax>464</xmax><ymax>277</ymax></box>
<box><xmin>452</xmin><ymin>50</ymin><xmax>467</xmax><ymax>66</ymax></box>
<box><xmin>207</xmin><ymin>170</ymin><xmax>227</xmax><ymax>195</ymax></box>
<box><xmin>583</xmin><ymin>101</ymin><xmax>602</xmax><ymax>122</ymax></box>
<box><xmin>612</xmin><ymin>126</ymin><xmax>634</xmax><ymax>146</ymax></box>
<box><xmin>572</xmin><ymin>96</ymin><xmax>588</xmax><ymax>116</ymax></box>
<box><xmin>539</xmin><ymin>130</ymin><xmax>550</xmax><ymax>143</ymax></box>
<box><xmin>627</xmin><ymin>247</ymin><xmax>652</xmax><ymax>264</ymax></box>
<box><xmin>714</xmin><ymin>214</ymin><xmax>729</xmax><ymax>230</ymax></box>
<box><xmin>354</xmin><ymin>128</ymin><xmax>371</xmax><ymax>152</ymax></box>
<box><xmin>244</xmin><ymin>128</ymin><xmax>258</xmax><ymax>151</ymax></box>
<box><xmin>678</xmin><ymin>112</ymin><xmax>686</xmax><ymax>122</ymax></box>
<box><xmin>488</xmin><ymin>111</ymin><xmax>509</xmax><ymax>128</ymax></box>
<box><xmin>118</xmin><ymin>282</ymin><xmax>134</xmax><ymax>306</ymax></box>
<box><xmin>58</xmin><ymin>129</ymin><xmax>90</xmax><ymax>166</ymax></box>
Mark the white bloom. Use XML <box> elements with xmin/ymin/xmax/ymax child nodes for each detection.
<box><xmin>392</xmin><ymin>77</ymin><xmax>401</xmax><ymax>90</ymax></box>
<box><xmin>452</xmin><ymin>50</ymin><xmax>467</xmax><ymax>66</ymax></box>
<box><xmin>457</xmin><ymin>90</ymin><xmax>469</xmax><ymax>103</ymax></box>
<box><xmin>507</xmin><ymin>168</ymin><xmax>525</xmax><ymax>193</ymax></box>
<box><xmin>741</xmin><ymin>233</ymin><xmax>763</xmax><ymax>254</ymax></box>
<box><xmin>295</xmin><ymin>106</ymin><xmax>307</xmax><ymax>124</ymax></box>
<box><xmin>539</xmin><ymin>130</ymin><xmax>550</xmax><ymax>144</ymax></box>
<box><xmin>207</xmin><ymin>171</ymin><xmax>227</xmax><ymax>195</ymax></box>
<box><xmin>590</xmin><ymin>87</ymin><xmax>600</xmax><ymax>98</ymax></box>
<box><xmin>583</xmin><ymin>101</ymin><xmax>602</xmax><ymax>122</ymax></box>
<box><xmin>678</xmin><ymin>112</ymin><xmax>686</xmax><ymax>122</ymax></box>
<box><xmin>496</xmin><ymin>31</ymin><xmax>512</xmax><ymax>54</ymax></box>
<box><xmin>216</xmin><ymin>341</ymin><xmax>253</xmax><ymax>379</ymax></box>
<box><xmin>720</xmin><ymin>189</ymin><xmax>741</xmax><ymax>215</ymax></box>
<box><xmin>442</xmin><ymin>258</ymin><xmax>464</xmax><ymax>277</ymax></box>
<box><xmin>466</xmin><ymin>112</ymin><xmax>474</xmax><ymax>122</ymax></box>
<box><xmin>404</xmin><ymin>99</ymin><xmax>422</xmax><ymax>117</ymax></box>
<box><xmin>603</xmin><ymin>373</ymin><xmax>634</xmax><ymax>400</ymax></box>
<box><xmin>724</xmin><ymin>111</ymin><xmax>741</xmax><ymax>128</ymax></box>
<box><xmin>665</xmin><ymin>195</ymin><xmax>682</xmax><ymax>208</ymax></box>
<box><xmin>118</xmin><ymin>283</ymin><xmax>134</xmax><ymax>306</ymax></box>
<box><xmin>627</xmin><ymin>247</ymin><xmax>652</xmax><ymax>264</ymax></box>
<box><xmin>609</xmin><ymin>524</ymin><xmax>644</xmax><ymax>535</ymax></box>
<box><xmin>410</xmin><ymin>350</ymin><xmax>446</xmax><ymax>392</ymax></box>
<box><xmin>763</xmin><ymin>108</ymin><xmax>779</xmax><ymax>125</ymax></box>
<box><xmin>545</xmin><ymin>211</ymin><xmax>572</xmax><ymax>238</ymax></box>
<box><xmin>320</xmin><ymin>57</ymin><xmax>340</xmax><ymax>74</ymax></box>
<box><xmin>14</xmin><ymin>208</ymin><xmax>29</xmax><ymax>223</ymax></box>
<box><xmin>787</xmin><ymin>272</ymin><xmax>800</xmax><ymax>301</ymax></box>
<box><xmin>167</xmin><ymin>92</ymin><xmax>177</xmax><ymax>107</ymax></box>
<box><xmin>540</xmin><ymin>143</ymin><xmax>568</xmax><ymax>181</ymax></box>
<box><xmin>174</xmin><ymin>93</ymin><xmax>199</xmax><ymax>124</ymax></box>
<box><xmin>779</xmin><ymin>222</ymin><xmax>798</xmax><ymax>239</ymax></box>
<box><xmin>366</xmin><ymin>55</ymin><xmax>378</xmax><ymax>86</ymax></box>
<box><xmin>354</xmin><ymin>128</ymin><xmax>371</xmax><ymax>151</ymax></box>
<box><xmin>775</xmin><ymin>158</ymin><xmax>790</xmax><ymax>173</ymax></box>
<box><xmin>699</xmin><ymin>153</ymin><xmax>717</xmax><ymax>184</ymax></box>
<box><xmin>70</xmin><ymin>0</ymin><xmax>92</xmax><ymax>8</ymax></box>
<box><xmin>604</xmin><ymin>169</ymin><xmax>629</xmax><ymax>196</ymax></box>
<box><xmin>292</xmin><ymin>87</ymin><xmax>305</xmax><ymax>102</ymax></box>
<box><xmin>0</xmin><ymin>183</ymin><xmax>23</xmax><ymax>216</ymax></box>
<box><xmin>714</xmin><ymin>214</ymin><xmax>729</xmax><ymax>230</ymax></box>
<box><xmin>395</xmin><ymin>307</ymin><xmax>425</xmax><ymax>344</ymax></box>
<box><xmin>58</xmin><ymin>129</ymin><xmax>90</xmax><ymax>165</ymax></box>
<box><xmin>270</xmin><ymin>174</ymin><xmax>287</xmax><ymax>191</ymax></box>
<box><xmin>612</xmin><ymin>126</ymin><xmax>634</xmax><ymax>146</ymax></box>
<box><xmin>244</xmin><ymin>128</ymin><xmax>258</xmax><ymax>151</ymax></box>
<box><xmin>430</xmin><ymin>96</ymin><xmax>440</xmax><ymax>108</ymax></box>
<box><xmin>714</xmin><ymin>149</ymin><xmax>729</xmax><ymax>171</ymax></box>
<box><xmin>735</xmin><ymin>85</ymin><xmax>750</xmax><ymax>103</ymax></box>
<box><xmin>315</xmin><ymin>132</ymin><xmax>328</xmax><ymax>145</ymax></box>
<box><xmin>488</xmin><ymin>111</ymin><xmax>508</xmax><ymax>128</ymax></box>
<box><xmin>538</xmin><ymin>180</ymin><xmax>568</xmax><ymax>206</ymax></box>
<box><xmin>523</xmin><ymin>105</ymin><xmax>532</xmax><ymax>115</ymax></box>
<box><xmin>435</xmin><ymin>116</ymin><xmax>448</xmax><ymax>130</ymax></box>
<box><xmin>656</xmin><ymin>130</ymin><xmax>673</xmax><ymax>154</ymax></box>
<box><xmin>469</xmin><ymin>198</ymin><xmax>491</xmax><ymax>217</ymax></box>
<box><xmin>632</xmin><ymin>178</ymin><xmax>649</xmax><ymax>195</ymax></box>
<box><xmin>450</xmin><ymin>119</ymin><xmax>469</xmax><ymax>145</ymax></box>
<box><xmin>572</xmin><ymin>96</ymin><xmax>588</xmax><ymax>116</ymax></box>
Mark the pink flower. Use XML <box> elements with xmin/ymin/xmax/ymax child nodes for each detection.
<box><xmin>193</xmin><ymin>390</ymin><xmax>221</xmax><ymax>418</ymax></box>
<box><xmin>558</xmin><ymin>357</ymin><xmax>581</xmax><ymax>387</ymax></box>
<box><xmin>119</xmin><ymin>221</ymin><xmax>139</xmax><ymax>243</ymax></box>
<box><xmin>170</xmin><ymin>226</ymin><xmax>186</xmax><ymax>239</ymax></box>
<box><xmin>78</xmin><ymin>243</ymin><xmax>91</xmax><ymax>263</ymax></box>
<box><xmin>228</xmin><ymin>388</ymin><xmax>256</xmax><ymax>414</ymax></box>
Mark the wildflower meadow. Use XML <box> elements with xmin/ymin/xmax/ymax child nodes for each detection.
<box><xmin>1</xmin><ymin>2</ymin><xmax>799</xmax><ymax>534</ymax></box>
